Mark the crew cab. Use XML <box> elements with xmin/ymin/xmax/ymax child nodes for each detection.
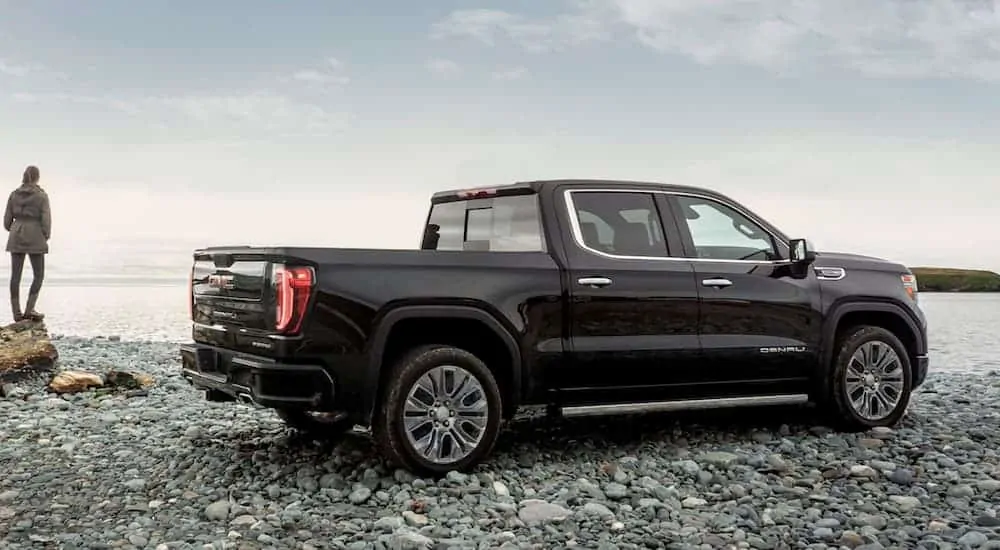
<box><xmin>180</xmin><ymin>179</ymin><xmax>929</xmax><ymax>475</ymax></box>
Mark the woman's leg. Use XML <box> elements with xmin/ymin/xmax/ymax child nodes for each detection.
<box><xmin>9</xmin><ymin>252</ymin><xmax>25</xmax><ymax>320</ymax></box>
<box><xmin>24</xmin><ymin>253</ymin><xmax>44</xmax><ymax>320</ymax></box>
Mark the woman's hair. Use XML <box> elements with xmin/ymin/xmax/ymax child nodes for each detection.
<box><xmin>22</xmin><ymin>165</ymin><xmax>39</xmax><ymax>185</ymax></box>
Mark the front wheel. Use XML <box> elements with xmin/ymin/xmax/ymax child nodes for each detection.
<box><xmin>373</xmin><ymin>344</ymin><xmax>503</xmax><ymax>476</ymax></box>
<box><xmin>823</xmin><ymin>325</ymin><xmax>913</xmax><ymax>430</ymax></box>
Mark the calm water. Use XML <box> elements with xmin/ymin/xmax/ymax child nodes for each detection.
<box><xmin>917</xmin><ymin>292</ymin><xmax>1000</xmax><ymax>374</ymax></box>
<box><xmin>28</xmin><ymin>283</ymin><xmax>1000</xmax><ymax>374</ymax></box>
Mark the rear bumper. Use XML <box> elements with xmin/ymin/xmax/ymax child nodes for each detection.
<box><xmin>180</xmin><ymin>343</ymin><xmax>335</xmax><ymax>410</ymax></box>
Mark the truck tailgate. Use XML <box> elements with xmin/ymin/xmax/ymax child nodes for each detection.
<box><xmin>191</xmin><ymin>252</ymin><xmax>273</xmax><ymax>332</ymax></box>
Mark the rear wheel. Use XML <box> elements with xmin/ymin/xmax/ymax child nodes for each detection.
<box><xmin>824</xmin><ymin>325</ymin><xmax>913</xmax><ymax>430</ymax></box>
<box><xmin>275</xmin><ymin>409</ymin><xmax>353</xmax><ymax>439</ymax></box>
<box><xmin>373</xmin><ymin>344</ymin><xmax>503</xmax><ymax>476</ymax></box>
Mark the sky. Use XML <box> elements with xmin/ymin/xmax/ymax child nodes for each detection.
<box><xmin>0</xmin><ymin>0</ymin><xmax>998</xmax><ymax>278</ymax></box>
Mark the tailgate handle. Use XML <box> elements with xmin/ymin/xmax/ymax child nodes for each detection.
<box><xmin>578</xmin><ymin>276</ymin><xmax>613</xmax><ymax>288</ymax></box>
<box><xmin>211</xmin><ymin>253</ymin><xmax>234</xmax><ymax>268</ymax></box>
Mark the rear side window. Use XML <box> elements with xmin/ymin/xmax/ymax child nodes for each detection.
<box><xmin>570</xmin><ymin>191</ymin><xmax>669</xmax><ymax>257</ymax></box>
<box><xmin>421</xmin><ymin>194</ymin><xmax>546</xmax><ymax>252</ymax></box>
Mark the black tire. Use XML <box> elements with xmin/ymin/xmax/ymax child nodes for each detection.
<box><xmin>275</xmin><ymin>409</ymin><xmax>353</xmax><ymax>439</ymax></box>
<box><xmin>372</xmin><ymin>344</ymin><xmax>503</xmax><ymax>476</ymax></box>
<box><xmin>823</xmin><ymin>325</ymin><xmax>913</xmax><ymax>431</ymax></box>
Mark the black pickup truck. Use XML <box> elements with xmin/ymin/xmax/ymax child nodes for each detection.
<box><xmin>181</xmin><ymin>179</ymin><xmax>929</xmax><ymax>475</ymax></box>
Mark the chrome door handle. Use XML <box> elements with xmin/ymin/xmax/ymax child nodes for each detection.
<box><xmin>578</xmin><ymin>276</ymin><xmax>613</xmax><ymax>288</ymax></box>
<box><xmin>702</xmin><ymin>278</ymin><xmax>733</xmax><ymax>288</ymax></box>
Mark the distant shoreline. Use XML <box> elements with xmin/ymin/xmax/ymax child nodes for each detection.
<box><xmin>25</xmin><ymin>269</ymin><xmax>1000</xmax><ymax>293</ymax></box>
<box><xmin>42</xmin><ymin>276</ymin><xmax>187</xmax><ymax>288</ymax></box>
<box><xmin>910</xmin><ymin>267</ymin><xmax>1000</xmax><ymax>293</ymax></box>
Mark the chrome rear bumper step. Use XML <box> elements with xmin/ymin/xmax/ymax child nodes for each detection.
<box><xmin>559</xmin><ymin>393</ymin><xmax>810</xmax><ymax>418</ymax></box>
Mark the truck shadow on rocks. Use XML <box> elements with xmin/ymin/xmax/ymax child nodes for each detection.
<box><xmin>491</xmin><ymin>404</ymin><xmax>827</xmax><ymax>460</ymax></box>
<box><xmin>194</xmin><ymin>402</ymin><xmax>909</xmax><ymax>476</ymax></box>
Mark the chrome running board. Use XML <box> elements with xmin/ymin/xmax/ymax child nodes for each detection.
<box><xmin>559</xmin><ymin>394</ymin><xmax>810</xmax><ymax>418</ymax></box>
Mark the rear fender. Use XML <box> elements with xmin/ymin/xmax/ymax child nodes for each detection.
<box><xmin>361</xmin><ymin>305</ymin><xmax>523</xmax><ymax>425</ymax></box>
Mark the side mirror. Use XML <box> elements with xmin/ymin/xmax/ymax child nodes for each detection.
<box><xmin>789</xmin><ymin>238</ymin><xmax>816</xmax><ymax>264</ymax></box>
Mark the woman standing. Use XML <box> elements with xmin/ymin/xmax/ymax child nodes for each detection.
<box><xmin>4</xmin><ymin>165</ymin><xmax>51</xmax><ymax>322</ymax></box>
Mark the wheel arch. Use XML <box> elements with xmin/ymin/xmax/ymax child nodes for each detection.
<box><xmin>821</xmin><ymin>300</ymin><xmax>925</xmax><ymax>375</ymax></box>
<box><xmin>362</xmin><ymin>304</ymin><xmax>523</xmax><ymax>425</ymax></box>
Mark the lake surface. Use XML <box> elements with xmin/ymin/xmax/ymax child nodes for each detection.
<box><xmin>917</xmin><ymin>292</ymin><xmax>1000</xmax><ymax>374</ymax></box>
<box><xmin>30</xmin><ymin>283</ymin><xmax>1000</xmax><ymax>374</ymax></box>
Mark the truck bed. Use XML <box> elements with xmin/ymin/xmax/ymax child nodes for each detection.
<box><xmin>190</xmin><ymin>245</ymin><xmax>564</xmax><ymax>352</ymax></box>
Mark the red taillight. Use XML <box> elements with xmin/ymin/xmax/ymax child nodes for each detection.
<box><xmin>274</xmin><ymin>265</ymin><xmax>314</xmax><ymax>334</ymax></box>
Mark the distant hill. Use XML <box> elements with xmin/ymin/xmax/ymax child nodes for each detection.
<box><xmin>909</xmin><ymin>267</ymin><xmax>1000</xmax><ymax>292</ymax></box>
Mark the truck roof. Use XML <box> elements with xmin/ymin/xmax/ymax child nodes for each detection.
<box><xmin>430</xmin><ymin>178</ymin><xmax>789</xmax><ymax>243</ymax></box>
<box><xmin>430</xmin><ymin>178</ymin><xmax>725</xmax><ymax>201</ymax></box>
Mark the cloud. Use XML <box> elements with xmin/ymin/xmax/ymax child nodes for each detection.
<box><xmin>491</xmin><ymin>66</ymin><xmax>529</xmax><ymax>81</ymax></box>
<box><xmin>152</xmin><ymin>93</ymin><xmax>351</xmax><ymax>137</ymax></box>
<box><xmin>433</xmin><ymin>0</ymin><xmax>1000</xmax><ymax>81</ymax></box>
<box><xmin>0</xmin><ymin>58</ymin><xmax>29</xmax><ymax>77</ymax></box>
<box><xmin>0</xmin><ymin>57</ymin><xmax>66</xmax><ymax>79</ymax></box>
<box><xmin>289</xmin><ymin>57</ymin><xmax>350</xmax><ymax>86</ymax></box>
<box><xmin>155</xmin><ymin>94</ymin><xmax>321</xmax><ymax>122</ymax></box>
<box><xmin>291</xmin><ymin>69</ymin><xmax>350</xmax><ymax>85</ymax></box>
<box><xmin>10</xmin><ymin>91</ymin><xmax>349</xmax><ymax>136</ymax></box>
<box><xmin>425</xmin><ymin>58</ymin><xmax>462</xmax><ymax>76</ymax></box>
<box><xmin>431</xmin><ymin>5</ymin><xmax>612</xmax><ymax>53</ymax></box>
<box><xmin>11</xmin><ymin>92</ymin><xmax>140</xmax><ymax>114</ymax></box>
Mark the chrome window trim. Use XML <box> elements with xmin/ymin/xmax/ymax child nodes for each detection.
<box><xmin>563</xmin><ymin>188</ymin><xmax>792</xmax><ymax>265</ymax></box>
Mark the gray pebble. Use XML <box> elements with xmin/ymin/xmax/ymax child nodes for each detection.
<box><xmin>349</xmin><ymin>486</ymin><xmax>372</xmax><ymax>504</ymax></box>
<box><xmin>204</xmin><ymin>499</ymin><xmax>229</xmax><ymax>521</ymax></box>
<box><xmin>888</xmin><ymin>468</ymin><xmax>915</xmax><ymax>485</ymax></box>
<box><xmin>0</xmin><ymin>338</ymin><xmax>998</xmax><ymax>549</ymax></box>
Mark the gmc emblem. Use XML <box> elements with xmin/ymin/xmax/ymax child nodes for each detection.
<box><xmin>208</xmin><ymin>274</ymin><xmax>235</xmax><ymax>290</ymax></box>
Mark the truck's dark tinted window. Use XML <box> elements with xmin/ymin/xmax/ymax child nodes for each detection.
<box><xmin>422</xmin><ymin>194</ymin><xmax>546</xmax><ymax>252</ymax></box>
<box><xmin>571</xmin><ymin>192</ymin><xmax>668</xmax><ymax>257</ymax></box>
<box><xmin>675</xmin><ymin>195</ymin><xmax>777</xmax><ymax>261</ymax></box>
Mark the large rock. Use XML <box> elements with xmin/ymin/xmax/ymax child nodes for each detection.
<box><xmin>517</xmin><ymin>499</ymin><xmax>572</xmax><ymax>525</ymax></box>
<box><xmin>0</xmin><ymin>320</ymin><xmax>58</xmax><ymax>385</ymax></box>
<box><xmin>46</xmin><ymin>368</ymin><xmax>156</xmax><ymax>395</ymax></box>
<box><xmin>48</xmin><ymin>370</ymin><xmax>104</xmax><ymax>394</ymax></box>
<box><xmin>48</xmin><ymin>369</ymin><xmax>154</xmax><ymax>394</ymax></box>
<box><xmin>104</xmin><ymin>369</ymin><xmax>155</xmax><ymax>390</ymax></box>
<box><xmin>0</xmin><ymin>322</ymin><xmax>154</xmax><ymax>398</ymax></box>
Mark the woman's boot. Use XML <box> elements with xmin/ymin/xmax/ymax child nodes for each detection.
<box><xmin>23</xmin><ymin>292</ymin><xmax>43</xmax><ymax>321</ymax></box>
<box><xmin>10</xmin><ymin>294</ymin><xmax>22</xmax><ymax>322</ymax></box>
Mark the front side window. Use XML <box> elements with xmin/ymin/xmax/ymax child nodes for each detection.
<box><xmin>675</xmin><ymin>195</ymin><xmax>777</xmax><ymax>261</ymax></box>
<box><xmin>570</xmin><ymin>191</ymin><xmax>668</xmax><ymax>257</ymax></box>
<box><xmin>421</xmin><ymin>194</ymin><xmax>546</xmax><ymax>252</ymax></box>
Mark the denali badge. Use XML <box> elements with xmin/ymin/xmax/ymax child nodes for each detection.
<box><xmin>208</xmin><ymin>274</ymin><xmax>235</xmax><ymax>289</ymax></box>
<box><xmin>760</xmin><ymin>346</ymin><xmax>808</xmax><ymax>354</ymax></box>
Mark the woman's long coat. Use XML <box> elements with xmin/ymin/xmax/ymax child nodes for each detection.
<box><xmin>4</xmin><ymin>183</ymin><xmax>51</xmax><ymax>255</ymax></box>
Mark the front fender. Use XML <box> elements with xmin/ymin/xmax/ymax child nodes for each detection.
<box><xmin>820</xmin><ymin>298</ymin><xmax>927</xmax><ymax>371</ymax></box>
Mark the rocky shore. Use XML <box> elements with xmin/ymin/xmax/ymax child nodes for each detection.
<box><xmin>1</xmin><ymin>329</ymin><xmax>999</xmax><ymax>549</ymax></box>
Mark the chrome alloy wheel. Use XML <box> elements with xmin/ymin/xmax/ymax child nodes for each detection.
<box><xmin>402</xmin><ymin>364</ymin><xmax>489</xmax><ymax>464</ymax></box>
<box><xmin>845</xmin><ymin>340</ymin><xmax>905</xmax><ymax>421</ymax></box>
